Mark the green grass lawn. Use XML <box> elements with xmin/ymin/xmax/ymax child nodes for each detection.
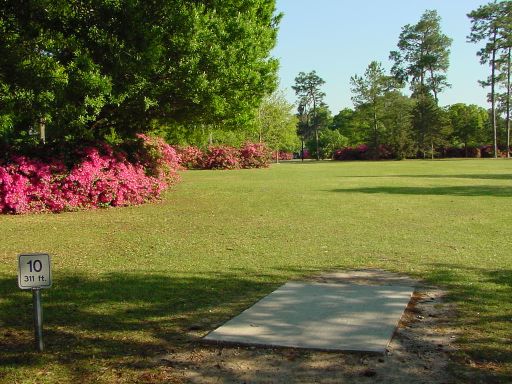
<box><xmin>1</xmin><ymin>159</ymin><xmax>511</xmax><ymax>383</ymax></box>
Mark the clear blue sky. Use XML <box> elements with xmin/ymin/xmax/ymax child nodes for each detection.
<box><xmin>272</xmin><ymin>0</ymin><xmax>491</xmax><ymax>114</ymax></box>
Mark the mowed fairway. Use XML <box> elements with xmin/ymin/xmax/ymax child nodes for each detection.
<box><xmin>1</xmin><ymin>159</ymin><xmax>511</xmax><ymax>382</ymax></box>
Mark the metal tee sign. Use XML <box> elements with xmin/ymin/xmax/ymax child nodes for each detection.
<box><xmin>18</xmin><ymin>253</ymin><xmax>52</xmax><ymax>289</ymax></box>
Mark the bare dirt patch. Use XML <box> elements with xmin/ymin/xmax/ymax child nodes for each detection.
<box><xmin>152</xmin><ymin>269</ymin><xmax>459</xmax><ymax>383</ymax></box>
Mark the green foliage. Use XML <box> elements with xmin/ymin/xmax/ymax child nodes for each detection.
<box><xmin>293</xmin><ymin>70</ymin><xmax>327</xmax><ymax>160</ymax></box>
<box><xmin>255</xmin><ymin>90</ymin><xmax>300</xmax><ymax>152</ymax></box>
<box><xmin>331</xmin><ymin>108</ymin><xmax>365</xmax><ymax>145</ymax></box>
<box><xmin>447</xmin><ymin>103</ymin><xmax>489</xmax><ymax>150</ymax></box>
<box><xmin>468</xmin><ymin>0</ymin><xmax>512</xmax><ymax>157</ymax></box>
<box><xmin>304</xmin><ymin>105</ymin><xmax>333</xmax><ymax>159</ymax></box>
<box><xmin>315</xmin><ymin>129</ymin><xmax>349</xmax><ymax>159</ymax></box>
<box><xmin>390</xmin><ymin>9</ymin><xmax>452</xmax><ymax>101</ymax></box>
<box><xmin>467</xmin><ymin>1</ymin><xmax>511</xmax><ymax>65</ymax></box>
<box><xmin>350</xmin><ymin>61</ymin><xmax>398</xmax><ymax>156</ymax></box>
<box><xmin>381</xmin><ymin>91</ymin><xmax>416</xmax><ymax>159</ymax></box>
<box><xmin>292</xmin><ymin>71</ymin><xmax>326</xmax><ymax>115</ymax></box>
<box><xmin>0</xmin><ymin>0</ymin><xmax>280</xmax><ymax>145</ymax></box>
<box><xmin>412</xmin><ymin>91</ymin><xmax>452</xmax><ymax>158</ymax></box>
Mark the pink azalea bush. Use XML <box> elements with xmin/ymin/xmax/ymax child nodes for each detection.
<box><xmin>175</xmin><ymin>146</ymin><xmax>204</xmax><ymax>169</ymax></box>
<box><xmin>277</xmin><ymin>151</ymin><xmax>293</xmax><ymax>161</ymax></box>
<box><xmin>332</xmin><ymin>144</ymin><xmax>394</xmax><ymax>160</ymax></box>
<box><xmin>0</xmin><ymin>135</ymin><xmax>180</xmax><ymax>214</ymax></box>
<box><xmin>176</xmin><ymin>142</ymin><xmax>271</xmax><ymax>170</ymax></box>
<box><xmin>203</xmin><ymin>145</ymin><xmax>241</xmax><ymax>170</ymax></box>
<box><xmin>133</xmin><ymin>134</ymin><xmax>181</xmax><ymax>181</ymax></box>
<box><xmin>332</xmin><ymin>145</ymin><xmax>369</xmax><ymax>161</ymax></box>
<box><xmin>239</xmin><ymin>142</ymin><xmax>271</xmax><ymax>168</ymax></box>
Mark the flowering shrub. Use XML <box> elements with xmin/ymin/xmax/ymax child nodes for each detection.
<box><xmin>134</xmin><ymin>134</ymin><xmax>181</xmax><ymax>181</ymax></box>
<box><xmin>441</xmin><ymin>147</ymin><xmax>465</xmax><ymax>158</ymax></box>
<box><xmin>0</xmin><ymin>135</ymin><xmax>180</xmax><ymax>214</ymax></box>
<box><xmin>332</xmin><ymin>144</ymin><xmax>368</xmax><ymax>161</ymax></box>
<box><xmin>333</xmin><ymin>144</ymin><xmax>394</xmax><ymax>161</ymax></box>
<box><xmin>177</xmin><ymin>142</ymin><xmax>271</xmax><ymax>170</ymax></box>
<box><xmin>277</xmin><ymin>152</ymin><xmax>294</xmax><ymax>161</ymax></box>
<box><xmin>480</xmin><ymin>145</ymin><xmax>494</xmax><ymax>158</ymax></box>
<box><xmin>175</xmin><ymin>146</ymin><xmax>204</xmax><ymax>169</ymax></box>
<box><xmin>239</xmin><ymin>142</ymin><xmax>271</xmax><ymax>168</ymax></box>
<box><xmin>438</xmin><ymin>145</ymin><xmax>512</xmax><ymax>158</ymax></box>
<box><xmin>202</xmin><ymin>145</ymin><xmax>240</xmax><ymax>170</ymax></box>
<box><xmin>440</xmin><ymin>146</ymin><xmax>483</xmax><ymax>158</ymax></box>
<box><xmin>364</xmin><ymin>145</ymin><xmax>394</xmax><ymax>160</ymax></box>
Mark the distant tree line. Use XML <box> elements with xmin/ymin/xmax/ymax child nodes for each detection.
<box><xmin>294</xmin><ymin>3</ymin><xmax>512</xmax><ymax>160</ymax></box>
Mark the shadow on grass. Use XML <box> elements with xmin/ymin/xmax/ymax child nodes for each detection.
<box><xmin>1</xmin><ymin>267</ymin><xmax>511</xmax><ymax>383</ymax></box>
<box><xmin>331</xmin><ymin>185</ymin><xmax>512</xmax><ymax>197</ymax></box>
<box><xmin>0</xmin><ymin>272</ymin><xmax>278</xmax><ymax>364</ymax></box>
<box><xmin>338</xmin><ymin>174</ymin><xmax>512</xmax><ymax>180</ymax></box>
<box><xmin>424</xmin><ymin>264</ymin><xmax>512</xmax><ymax>383</ymax></box>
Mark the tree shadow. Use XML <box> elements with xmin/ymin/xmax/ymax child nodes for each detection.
<box><xmin>337</xmin><ymin>174</ymin><xmax>512</xmax><ymax>180</ymax></box>
<box><xmin>0</xmin><ymin>272</ymin><xmax>278</xmax><ymax>365</ymax></box>
<box><xmin>331</xmin><ymin>185</ymin><xmax>512</xmax><ymax>197</ymax></box>
<box><xmin>1</xmin><ymin>267</ymin><xmax>511</xmax><ymax>382</ymax></box>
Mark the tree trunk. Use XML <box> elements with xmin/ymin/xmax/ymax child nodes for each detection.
<box><xmin>507</xmin><ymin>47</ymin><xmax>511</xmax><ymax>158</ymax></box>
<box><xmin>491</xmin><ymin>32</ymin><xmax>498</xmax><ymax>158</ymax></box>
<box><xmin>373</xmin><ymin>108</ymin><xmax>379</xmax><ymax>159</ymax></box>
<box><xmin>38</xmin><ymin>117</ymin><xmax>46</xmax><ymax>144</ymax></box>
<box><xmin>313</xmin><ymin>98</ymin><xmax>320</xmax><ymax>161</ymax></box>
<box><xmin>315</xmin><ymin>126</ymin><xmax>320</xmax><ymax>160</ymax></box>
<box><xmin>429</xmin><ymin>68</ymin><xmax>439</xmax><ymax>104</ymax></box>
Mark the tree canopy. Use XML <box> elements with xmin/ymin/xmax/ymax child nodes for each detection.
<box><xmin>292</xmin><ymin>70</ymin><xmax>326</xmax><ymax>160</ymax></box>
<box><xmin>0</xmin><ymin>0</ymin><xmax>280</xmax><ymax>146</ymax></box>
<box><xmin>255</xmin><ymin>90</ymin><xmax>299</xmax><ymax>153</ymax></box>
<box><xmin>350</xmin><ymin>61</ymin><xmax>398</xmax><ymax>157</ymax></box>
<box><xmin>390</xmin><ymin>9</ymin><xmax>452</xmax><ymax>102</ymax></box>
<box><xmin>468</xmin><ymin>0</ymin><xmax>512</xmax><ymax>157</ymax></box>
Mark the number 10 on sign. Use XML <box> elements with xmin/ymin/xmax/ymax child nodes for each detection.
<box><xmin>18</xmin><ymin>254</ymin><xmax>52</xmax><ymax>289</ymax></box>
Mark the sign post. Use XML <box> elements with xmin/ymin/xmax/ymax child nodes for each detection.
<box><xmin>18</xmin><ymin>253</ymin><xmax>52</xmax><ymax>352</ymax></box>
<box><xmin>33</xmin><ymin>288</ymin><xmax>44</xmax><ymax>351</ymax></box>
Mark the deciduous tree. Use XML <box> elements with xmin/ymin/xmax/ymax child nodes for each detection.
<box><xmin>447</xmin><ymin>103</ymin><xmax>489</xmax><ymax>155</ymax></box>
<box><xmin>0</xmin><ymin>0</ymin><xmax>280</xmax><ymax>147</ymax></box>
<box><xmin>331</xmin><ymin>108</ymin><xmax>363</xmax><ymax>145</ymax></box>
<box><xmin>255</xmin><ymin>90</ymin><xmax>299</xmax><ymax>159</ymax></box>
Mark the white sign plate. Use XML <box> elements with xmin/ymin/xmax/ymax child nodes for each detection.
<box><xmin>18</xmin><ymin>253</ymin><xmax>52</xmax><ymax>289</ymax></box>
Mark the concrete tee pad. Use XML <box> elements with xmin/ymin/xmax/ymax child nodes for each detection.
<box><xmin>204</xmin><ymin>282</ymin><xmax>414</xmax><ymax>353</ymax></box>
